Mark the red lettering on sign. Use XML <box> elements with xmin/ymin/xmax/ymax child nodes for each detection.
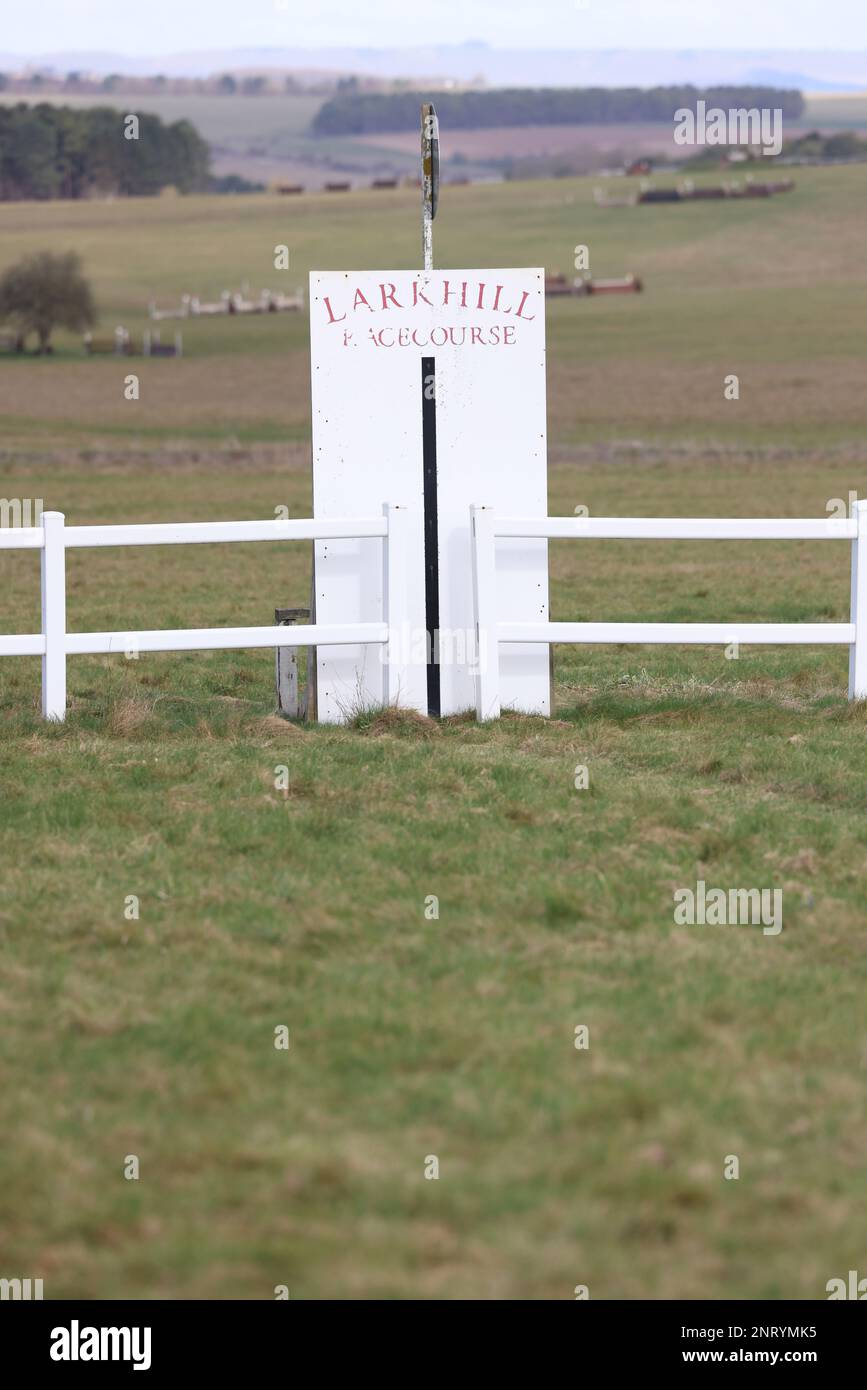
<box><xmin>514</xmin><ymin>291</ymin><xmax>535</xmax><ymax>321</ymax></box>
<box><xmin>379</xmin><ymin>283</ymin><xmax>402</xmax><ymax>309</ymax></box>
<box><xmin>442</xmin><ymin>280</ymin><xmax>468</xmax><ymax>308</ymax></box>
<box><xmin>323</xmin><ymin>296</ymin><xmax>346</xmax><ymax>324</ymax></box>
<box><xmin>329</xmin><ymin>278</ymin><xmax>535</xmax><ymax>324</ymax></box>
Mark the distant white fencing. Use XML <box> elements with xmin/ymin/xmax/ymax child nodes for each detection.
<box><xmin>0</xmin><ymin>506</ymin><xmax>412</xmax><ymax>721</ymax></box>
<box><xmin>470</xmin><ymin>502</ymin><xmax>867</xmax><ymax>721</ymax></box>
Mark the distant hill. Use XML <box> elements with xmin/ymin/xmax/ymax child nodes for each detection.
<box><xmin>744</xmin><ymin>68</ymin><xmax>860</xmax><ymax>93</ymax></box>
<box><xmin>1</xmin><ymin>46</ymin><xmax>865</xmax><ymax>90</ymax></box>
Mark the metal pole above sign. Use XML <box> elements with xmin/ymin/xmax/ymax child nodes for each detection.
<box><xmin>421</xmin><ymin>102</ymin><xmax>439</xmax><ymax>271</ymax></box>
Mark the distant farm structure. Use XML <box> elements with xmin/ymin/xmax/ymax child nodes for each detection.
<box><xmin>273</xmin><ymin>175</ymin><xmax>479</xmax><ymax>196</ymax></box>
<box><xmin>594</xmin><ymin>177</ymin><xmax>795</xmax><ymax>208</ymax></box>
<box><xmin>84</xmin><ymin>327</ymin><xmax>183</xmax><ymax>356</ymax></box>
<box><xmin>545</xmin><ymin>273</ymin><xmax>643</xmax><ymax>298</ymax></box>
<box><xmin>148</xmin><ymin>287</ymin><xmax>304</xmax><ymax>321</ymax></box>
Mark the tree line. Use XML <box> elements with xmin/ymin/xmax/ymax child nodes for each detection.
<box><xmin>0</xmin><ymin>104</ymin><xmax>211</xmax><ymax>200</ymax></box>
<box><xmin>0</xmin><ymin>71</ymin><xmax>327</xmax><ymax>97</ymax></box>
<box><xmin>312</xmin><ymin>85</ymin><xmax>806</xmax><ymax>136</ymax></box>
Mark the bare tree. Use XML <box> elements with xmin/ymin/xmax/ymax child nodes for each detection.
<box><xmin>0</xmin><ymin>252</ymin><xmax>97</xmax><ymax>354</ymax></box>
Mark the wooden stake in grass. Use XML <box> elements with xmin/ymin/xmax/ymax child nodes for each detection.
<box><xmin>275</xmin><ymin>607</ymin><xmax>310</xmax><ymax>719</ymax></box>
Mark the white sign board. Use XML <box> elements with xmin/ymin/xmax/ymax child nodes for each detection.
<box><xmin>310</xmin><ymin>268</ymin><xmax>549</xmax><ymax>722</ymax></box>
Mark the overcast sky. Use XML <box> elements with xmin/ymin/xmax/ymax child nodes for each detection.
<box><xmin>3</xmin><ymin>0</ymin><xmax>866</xmax><ymax>55</ymax></box>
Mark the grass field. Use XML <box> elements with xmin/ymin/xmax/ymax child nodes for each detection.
<box><xmin>804</xmin><ymin>91</ymin><xmax>867</xmax><ymax>127</ymax></box>
<box><xmin>2</xmin><ymin>165</ymin><xmax>867</xmax><ymax>448</ymax></box>
<box><xmin>1</xmin><ymin>167</ymin><xmax>866</xmax><ymax>1300</ymax></box>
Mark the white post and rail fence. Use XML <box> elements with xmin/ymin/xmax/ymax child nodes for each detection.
<box><xmin>470</xmin><ymin>502</ymin><xmax>867</xmax><ymax>721</ymax></box>
<box><xmin>0</xmin><ymin>505</ymin><xmax>412</xmax><ymax>722</ymax></box>
<box><xmin>3</xmin><ymin>502</ymin><xmax>867</xmax><ymax>722</ymax></box>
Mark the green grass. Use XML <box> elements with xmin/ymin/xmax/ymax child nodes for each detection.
<box><xmin>2</xmin><ymin>448</ymin><xmax>867</xmax><ymax>1299</ymax></box>
<box><xmin>1</xmin><ymin>170</ymin><xmax>867</xmax><ymax>1299</ymax></box>
<box><xmin>2</xmin><ymin>687</ymin><xmax>865</xmax><ymax>1300</ymax></box>
<box><xmin>2</xmin><ymin>166</ymin><xmax>866</xmax><ymax>447</ymax></box>
<box><xmin>804</xmin><ymin>91</ymin><xmax>867</xmax><ymax>128</ymax></box>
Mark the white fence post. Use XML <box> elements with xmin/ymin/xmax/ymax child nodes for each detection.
<box><xmin>850</xmin><ymin>499</ymin><xmax>867</xmax><ymax>699</ymax></box>
<box><xmin>470</xmin><ymin>504</ymin><xmax>501</xmax><ymax>720</ymax></box>
<box><xmin>41</xmin><ymin>510</ymin><xmax>67</xmax><ymax>720</ymax></box>
<box><xmin>382</xmin><ymin>502</ymin><xmax>410</xmax><ymax>706</ymax></box>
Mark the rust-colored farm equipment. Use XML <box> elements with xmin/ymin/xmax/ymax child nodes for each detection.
<box><xmin>595</xmin><ymin>177</ymin><xmax>796</xmax><ymax>209</ymax></box>
<box><xmin>545</xmin><ymin>273</ymin><xmax>643</xmax><ymax>298</ymax></box>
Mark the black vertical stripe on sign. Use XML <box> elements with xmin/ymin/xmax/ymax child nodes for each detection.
<box><xmin>421</xmin><ymin>356</ymin><xmax>440</xmax><ymax>717</ymax></box>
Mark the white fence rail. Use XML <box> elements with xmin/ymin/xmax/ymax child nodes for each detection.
<box><xmin>6</xmin><ymin>503</ymin><xmax>865</xmax><ymax>725</ymax></box>
<box><xmin>471</xmin><ymin>502</ymin><xmax>867</xmax><ymax>721</ymax></box>
<box><xmin>0</xmin><ymin>506</ymin><xmax>412</xmax><ymax>721</ymax></box>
